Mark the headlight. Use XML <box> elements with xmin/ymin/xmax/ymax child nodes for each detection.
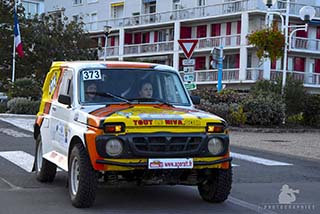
<box><xmin>105</xmin><ymin>138</ymin><xmax>123</xmax><ymax>157</ymax></box>
<box><xmin>207</xmin><ymin>138</ymin><xmax>224</xmax><ymax>155</ymax></box>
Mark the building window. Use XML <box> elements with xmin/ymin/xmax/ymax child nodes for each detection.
<box><xmin>158</xmin><ymin>30</ymin><xmax>167</xmax><ymax>42</ymax></box>
<box><xmin>223</xmin><ymin>54</ymin><xmax>239</xmax><ymax>69</ymax></box>
<box><xmin>72</xmin><ymin>15</ymin><xmax>79</xmax><ymax>23</ymax></box>
<box><xmin>21</xmin><ymin>1</ymin><xmax>38</xmax><ymax>17</ymax></box>
<box><xmin>90</xmin><ymin>13</ymin><xmax>97</xmax><ymax>31</ymax></box>
<box><xmin>173</xmin><ymin>0</ymin><xmax>182</xmax><ymax>10</ymax></box>
<box><xmin>143</xmin><ymin>0</ymin><xmax>156</xmax><ymax>14</ymax></box>
<box><xmin>73</xmin><ymin>0</ymin><xmax>83</xmax><ymax>5</ymax></box>
<box><xmin>197</xmin><ymin>0</ymin><xmax>206</xmax><ymax>6</ymax></box>
<box><xmin>111</xmin><ymin>2</ymin><xmax>124</xmax><ymax>18</ymax></box>
<box><xmin>87</xmin><ymin>0</ymin><xmax>98</xmax><ymax>3</ymax></box>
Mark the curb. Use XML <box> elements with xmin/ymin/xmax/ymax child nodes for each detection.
<box><xmin>0</xmin><ymin>113</ymin><xmax>36</xmax><ymax>119</ymax></box>
<box><xmin>229</xmin><ymin>126</ymin><xmax>320</xmax><ymax>133</ymax></box>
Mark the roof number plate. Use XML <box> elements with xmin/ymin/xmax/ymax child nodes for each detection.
<box><xmin>82</xmin><ymin>70</ymin><xmax>101</xmax><ymax>81</ymax></box>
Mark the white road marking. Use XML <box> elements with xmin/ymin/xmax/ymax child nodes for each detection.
<box><xmin>232</xmin><ymin>163</ymin><xmax>239</xmax><ymax>167</ymax></box>
<box><xmin>187</xmin><ymin>186</ymin><xmax>277</xmax><ymax>214</ymax></box>
<box><xmin>0</xmin><ymin>151</ymin><xmax>34</xmax><ymax>172</ymax></box>
<box><xmin>0</xmin><ymin>151</ymin><xmax>63</xmax><ymax>173</ymax></box>
<box><xmin>0</xmin><ymin>128</ymin><xmax>32</xmax><ymax>138</ymax></box>
<box><xmin>228</xmin><ymin>196</ymin><xmax>278</xmax><ymax>214</ymax></box>
<box><xmin>231</xmin><ymin>152</ymin><xmax>293</xmax><ymax>166</ymax></box>
<box><xmin>0</xmin><ymin>118</ymin><xmax>34</xmax><ymax>132</ymax></box>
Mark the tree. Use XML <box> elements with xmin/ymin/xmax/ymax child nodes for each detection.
<box><xmin>247</xmin><ymin>23</ymin><xmax>285</xmax><ymax>61</ymax></box>
<box><xmin>0</xmin><ymin>1</ymin><xmax>97</xmax><ymax>87</ymax></box>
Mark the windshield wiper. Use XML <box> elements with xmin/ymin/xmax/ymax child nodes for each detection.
<box><xmin>128</xmin><ymin>97</ymin><xmax>173</xmax><ymax>107</ymax></box>
<box><xmin>86</xmin><ymin>92</ymin><xmax>132</xmax><ymax>104</ymax></box>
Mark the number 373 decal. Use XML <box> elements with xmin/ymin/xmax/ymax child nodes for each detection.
<box><xmin>82</xmin><ymin>70</ymin><xmax>101</xmax><ymax>80</ymax></box>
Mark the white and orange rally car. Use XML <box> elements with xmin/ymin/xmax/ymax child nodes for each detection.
<box><xmin>33</xmin><ymin>61</ymin><xmax>232</xmax><ymax>208</ymax></box>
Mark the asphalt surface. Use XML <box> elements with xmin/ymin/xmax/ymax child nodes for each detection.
<box><xmin>0</xmin><ymin>119</ymin><xmax>319</xmax><ymax>214</ymax></box>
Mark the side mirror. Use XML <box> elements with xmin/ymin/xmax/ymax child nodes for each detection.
<box><xmin>58</xmin><ymin>94</ymin><xmax>71</xmax><ymax>107</ymax></box>
<box><xmin>190</xmin><ymin>95</ymin><xmax>201</xmax><ymax>105</ymax></box>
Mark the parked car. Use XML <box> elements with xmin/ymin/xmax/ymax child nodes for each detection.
<box><xmin>33</xmin><ymin>61</ymin><xmax>232</xmax><ymax>208</ymax></box>
<box><xmin>0</xmin><ymin>92</ymin><xmax>8</xmax><ymax>103</ymax></box>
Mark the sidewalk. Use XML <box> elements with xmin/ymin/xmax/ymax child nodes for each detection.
<box><xmin>0</xmin><ymin>113</ymin><xmax>319</xmax><ymax>160</ymax></box>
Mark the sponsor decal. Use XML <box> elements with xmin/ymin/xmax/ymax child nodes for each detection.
<box><xmin>139</xmin><ymin>113</ymin><xmax>183</xmax><ymax>120</ymax></box>
<box><xmin>49</xmin><ymin>73</ymin><xmax>57</xmax><ymax>96</ymax></box>
<box><xmin>133</xmin><ymin>120</ymin><xmax>153</xmax><ymax>126</ymax></box>
<box><xmin>148</xmin><ymin>158</ymin><xmax>193</xmax><ymax>169</ymax></box>
<box><xmin>82</xmin><ymin>70</ymin><xmax>102</xmax><ymax>80</ymax></box>
<box><xmin>132</xmin><ymin>119</ymin><xmax>185</xmax><ymax>126</ymax></box>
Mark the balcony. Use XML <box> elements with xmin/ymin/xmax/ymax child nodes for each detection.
<box><xmin>271</xmin><ymin>70</ymin><xmax>320</xmax><ymax>87</ymax></box>
<box><xmin>197</xmin><ymin>35</ymin><xmax>241</xmax><ymax>50</ymax></box>
<box><xmin>245</xmin><ymin>68</ymin><xmax>264</xmax><ymax>81</ymax></box>
<box><xmin>97</xmin><ymin>46</ymin><xmax>119</xmax><ymax>59</ymax></box>
<box><xmin>277</xmin><ymin>0</ymin><xmax>320</xmax><ymax>18</ymax></box>
<box><xmin>106</xmin><ymin>0</ymin><xmax>253</xmax><ymax>28</ymax></box>
<box><xmin>290</xmin><ymin>37</ymin><xmax>320</xmax><ymax>52</ymax></box>
<box><xmin>124</xmin><ymin>41</ymin><xmax>174</xmax><ymax>55</ymax></box>
<box><xmin>102</xmin><ymin>1</ymin><xmax>320</xmax><ymax>29</ymax></box>
<box><xmin>180</xmin><ymin>69</ymin><xmax>240</xmax><ymax>84</ymax></box>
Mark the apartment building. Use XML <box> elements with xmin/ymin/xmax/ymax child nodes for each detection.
<box><xmin>44</xmin><ymin>0</ymin><xmax>320</xmax><ymax>92</ymax></box>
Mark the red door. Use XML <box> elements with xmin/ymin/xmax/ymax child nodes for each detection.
<box><xmin>180</xmin><ymin>26</ymin><xmax>192</xmax><ymax>39</ymax></box>
<box><xmin>195</xmin><ymin>56</ymin><xmax>206</xmax><ymax>70</ymax></box>
<box><xmin>294</xmin><ymin>57</ymin><xmax>305</xmax><ymax>72</ymax></box>
<box><xmin>125</xmin><ymin>33</ymin><xmax>132</xmax><ymax>45</ymax></box>
<box><xmin>197</xmin><ymin>25</ymin><xmax>207</xmax><ymax>38</ymax></box>
<box><xmin>315</xmin><ymin>59</ymin><xmax>320</xmax><ymax>73</ymax></box>
<box><xmin>226</xmin><ymin>22</ymin><xmax>232</xmax><ymax>45</ymax></box>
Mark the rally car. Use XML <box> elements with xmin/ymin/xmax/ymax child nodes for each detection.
<box><xmin>33</xmin><ymin>61</ymin><xmax>232</xmax><ymax>208</ymax></box>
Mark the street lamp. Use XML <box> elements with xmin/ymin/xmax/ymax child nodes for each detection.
<box><xmin>264</xmin><ymin>0</ymin><xmax>315</xmax><ymax>94</ymax></box>
<box><xmin>103</xmin><ymin>25</ymin><xmax>112</xmax><ymax>61</ymax></box>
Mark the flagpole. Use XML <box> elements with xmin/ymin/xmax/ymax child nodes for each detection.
<box><xmin>12</xmin><ymin>1</ymin><xmax>17</xmax><ymax>83</ymax></box>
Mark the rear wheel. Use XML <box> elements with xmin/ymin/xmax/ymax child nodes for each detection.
<box><xmin>198</xmin><ymin>168</ymin><xmax>232</xmax><ymax>203</ymax></box>
<box><xmin>68</xmin><ymin>143</ymin><xmax>97</xmax><ymax>208</ymax></box>
<box><xmin>34</xmin><ymin>136</ymin><xmax>57</xmax><ymax>182</ymax></box>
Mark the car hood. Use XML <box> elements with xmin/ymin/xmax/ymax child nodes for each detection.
<box><xmin>81</xmin><ymin>104</ymin><xmax>225</xmax><ymax>133</ymax></box>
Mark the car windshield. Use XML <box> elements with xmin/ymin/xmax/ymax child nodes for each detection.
<box><xmin>79</xmin><ymin>68</ymin><xmax>191</xmax><ymax>106</ymax></box>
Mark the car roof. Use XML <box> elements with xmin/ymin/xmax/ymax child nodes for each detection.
<box><xmin>51</xmin><ymin>61</ymin><xmax>176</xmax><ymax>73</ymax></box>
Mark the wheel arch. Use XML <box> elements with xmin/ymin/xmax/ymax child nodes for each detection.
<box><xmin>68</xmin><ymin>136</ymin><xmax>86</xmax><ymax>164</ymax></box>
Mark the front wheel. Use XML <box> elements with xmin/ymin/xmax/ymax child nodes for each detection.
<box><xmin>68</xmin><ymin>143</ymin><xmax>97</xmax><ymax>208</ymax></box>
<box><xmin>34</xmin><ymin>135</ymin><xmax>57</xmax><ymax>182</ymax></box>
<box><xmin>198</xmin><ymin>168</ymin><xmax>232</xmax><ymax>203</ymax></box>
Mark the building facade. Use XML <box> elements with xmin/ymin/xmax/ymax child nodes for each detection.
<box><xmin>44</xmin><ymin>0</ymin><xmax>320</xmax><ymax>92</ymax></box>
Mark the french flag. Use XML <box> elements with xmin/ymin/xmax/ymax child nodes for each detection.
<box><xmin>14</xmin><ymin>8</ymin><xmax>24</xmax><ymax>57</ymax></box>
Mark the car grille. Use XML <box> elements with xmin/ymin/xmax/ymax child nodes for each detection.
<box><xmin>130</xmin><ymin>136</ymin><xmax>203</xmax><ymax>157</ymax></box>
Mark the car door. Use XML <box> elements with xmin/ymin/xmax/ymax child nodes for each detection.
<box><xmin>49</xmin><ymin>69</ymin><xmax>75</xmax><ymax>156</ymax></box>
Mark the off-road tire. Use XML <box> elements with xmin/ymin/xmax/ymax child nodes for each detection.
<box><xmin>68</xmin><ymin>143</ymin><xmax>97</xmax><ymax>208</ymax></box>
<box><xmin>198</xmin><ymin>167</ymin><xmax>232</xmax><ymax>203</ymax></box>
<box><xmin>34</xmin><ymin>135</ymin><xmax>57</xmax><ymax>182</ymax></box>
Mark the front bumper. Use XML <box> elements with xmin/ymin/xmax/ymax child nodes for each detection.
<box><xmin>95</xmin><ymin>156</ymin><xmax>232</xmax><ymax>171</ymax></box>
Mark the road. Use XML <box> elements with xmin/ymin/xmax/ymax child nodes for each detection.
<box><xmin>0</xmin><ymin>119</ymin><xmax>319</xmax><ymax>214</ymax></box>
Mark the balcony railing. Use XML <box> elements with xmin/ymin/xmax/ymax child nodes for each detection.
<box><xmin>105</xmin><ymin>0</ymin><xmax>253</xmax><ymax>28</ymax></box>
<box><xmin>97</xmin><ymin>47</ymin><xmax>119</xmax><ymax>59</ymax></box>
<box><xmin>246</xmin><ymin>68</ymin><xmax>264</xmax><ymax>80</ymax></box>
<box><xmin>277</xmin><ymin>0</ymin><xmax>320</xmax><ymax>18</ymax></box>
<box><xmin>180</xmin><ymin>69</ymin><xmax>240</xmax><ymax>83</ymax></box>
<box><xmin>197</xmin><ymin>34</ymin><xmax>241</xmax><ymax>49</ymax></box>
<box><xmin>124</xmin><ymin>41</ymin><xmax>174</xmax><ymax>55</ymax></box>
<box><xmin>271</xmin><ymin>70</ymin><xmax>320</xmax><ymax>86</ymax></box>
<box><xmin>290</xmin><ymin>37</ymin><xmax>320</xmax><ymax>52</ymax></box>
<box><xmin>98</xmin><ymin>1</ymin><xmax>320</xmax><ymax>29</ymax></box>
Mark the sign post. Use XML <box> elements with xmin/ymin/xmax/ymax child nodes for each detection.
<box><xmin>211</xmin><ymin>46</ymin><xmax>224</xmax><ymax>92</ymax></box>
<box><xmin>178</xmin><ymin>39</ymin><xmax>198</xmax><ymax>91</ymax></box>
